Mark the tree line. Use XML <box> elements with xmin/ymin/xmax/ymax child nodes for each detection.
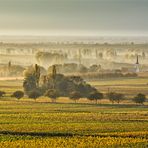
<box><xmin>0</xmin><ymin>90</ymin><xmax>146</xmax><ymax>105</ymax></box>
<box><xmin>0</xmin><ymin>64</ymin><xmax>146</xmax><ymax>105</ymax></box>
<box><xmin>18</xmin><ymin>63</ymin><xmax>148</xmax><ymax>105</ymax></box>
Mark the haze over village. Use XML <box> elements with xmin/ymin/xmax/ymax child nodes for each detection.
<box><xmin>0</xmin><ymin>36</ymin><xmax>148</xmax><ymax>79</ymax></box>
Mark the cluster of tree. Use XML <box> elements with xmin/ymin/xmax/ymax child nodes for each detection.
<box><xmin>48</xmin><ymin>64</ymin><xmax>102</xmax><ymax>74</ymax></box>
<box><xmin>35</xmin><ymin>52</ymin><xmax>67</xmax><ymax>68</ymax></box>
<box><xmin>48</xmin><ymin>63</ymin><xmax>89</xmax><ymax>73</ymax></box>
<box><xmin>23</xmin><ymin>64</ymin><xmax>97</xmax><ymax>100</ymax></box>
<box><xmin>23</xmin><ymin>64</ymin><xmax>47</xmax><ymax>77</ymax></box>
<box><xmin>48</xmin><ymin>63</ymin><xmax>137</xmax><ymax>79</ymax></box>
<box><xmin>106</xmin><ymin>49</ymin><xmax>117</xmax><ymax>58</ymax></box>
<box><xmin>125</xmin><ymin>52</ymin><xmax>146</xmax><ymax>60</ymax></box>
<box><xmin>107</xmin><ymin>92</ymin><xmax>147</xmax><ymax>104</ymax></box>
<box><xmin>21</xmin><ymin>64</ymin><xmax>147</xmax><ymax>105</ymax></box>
<box><xmin>76</xmin><ymin>72</ymin><xmax>137</xmax><ymax>80</ymax></box>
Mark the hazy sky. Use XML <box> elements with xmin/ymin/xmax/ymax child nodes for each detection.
<box><xmin>0</xmin><ymin>0</ymin><xmax>148</xmax><ymax>36</ymax></box>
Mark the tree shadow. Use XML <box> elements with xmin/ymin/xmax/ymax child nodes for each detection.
<box><xmin>0</xmin><ymin>131</ymin><xmax>74</xmax><ymax>137</ymax></box>
<box><xmin>0</xmin><ymin>131</ymin><xmax>146</xmax><ymax>139</ymax></box>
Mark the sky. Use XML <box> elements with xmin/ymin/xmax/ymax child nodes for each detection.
<box><xmin>0</xmin><ymin>0</ymin><xmax>148</xmax><ymax>36</ymax></box>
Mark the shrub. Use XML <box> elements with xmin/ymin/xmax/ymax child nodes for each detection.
<box><xmin>70</xmin><ymin>91</ymin><xmax>82</xmax><ymax>103</ymax></box>
<box><xmin>12</xmin><ymin>91</ymin><xmax>24</xmax><ymax>100</ymax></box>
<box><xmin>107</xmin><ymin>92</ymin><xmax>125</xmax><ymax>104</ymax></box>
<box><xmin>133</xmin><ymin>93</ymin><xmax>146</xmax><ymax>104</ymax></box>
<box><xmin>28</xmin><ymin>90</ymin><xmax>41</xmax><ymax>100</ymax></box>
<box><xmin>88</xmin><ymin>91</ymin><xmax>104</xmax><ymax>104</ymax></box>
<box><xmin>0</xmin><ymin>91</ymin><xmax>6</xmax><ymax>98</ymax></box>
<box><xmin>44</xmin><ymin>89</ymin><xmax>59</xmax><ymax>103</ymax></box>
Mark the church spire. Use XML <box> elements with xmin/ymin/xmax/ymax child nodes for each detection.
<box><xmin>136</xmin><ymin>55</ymin><xmax>139</xmax><ymax>64</ymax></box>
<box><xmin>135</xmin><ymin>55</ymin><xmax>140</xmax><ymax>73</ymax></box>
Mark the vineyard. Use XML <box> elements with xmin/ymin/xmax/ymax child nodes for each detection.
<box><xmin>0</xmin><ymin>79</ymin><xmax>148</xmax><ymax>147</ymax></box>
<box><xmin>0</xmin><ymin>101</ymin><xmax>148</xmax><ymax>147</ymax></box>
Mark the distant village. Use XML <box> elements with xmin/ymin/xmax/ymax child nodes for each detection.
<box><xmin>0</xmin><ymin>42</ymin><xmax>148</xmax><ymax>79</ymax></box>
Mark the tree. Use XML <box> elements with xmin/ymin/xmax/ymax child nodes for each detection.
<box><xmin>52</xmin><ymin>65</ymin><xmax>57</xmax><ymax>79</ymax></box>
<box><xmin>89</xmin><ymin>65</ymin><xmax>101</xmax><ymax>72</ymax></box>
<box><xmin>99</xmin><ymin>52</ymin><xmax>103</xmax><ymax>59</ymax></box>
<box><xmin>115</xmin><ymin>93</ymin><xmax>125</xmax><ymax>104</ymax></box>
<box><xmin>0</xmin><ymin>91</ymin><xmax>6</xmax><ymax>98</ymax></box>
<box><xmin>133</xmin><ymin>93</ymin><xmax>146</xmax><ymax>104</ymax></box>
<box><xmin>107</xmin><ymin>92</ymin><xmax>124</xmax><ymax>104</ymax></box>
<box><xmin>34</xmin><ymin>64</ymin><xmax>40</xmax><ymax>87</ymax></box>
<box><xmin>35</xmin><ymin>52</ymin><xmax>67</xmax><ymax>68</ymax></box>
<box><xmin>12</xmin><ymin>91</ymin><xmax>24</xmax><ymax>100</ymax></box>
<box><xmin>23</xmin><ymin>75</ymin><xmax>37</xmax><ymax>94</ymax></box>
<box><xmin>88</xmin><ymin>91</ymin><xmax>103</xmax><ymax>104</ymax></box>
<box><xmin>8</xmin><ymin>61</ymin><xmax>11</xmax><ymax>74</ymax></box>
<box><xmin>51</xmin><ymin>65</ymin><xmax>57</xmax><ymax>89</ymax></box>
<box><xmin>23</xmin><ymin>64</ymin><xmax>41</xmax><ymax>95</ymax></box>
<box><xmin>70</xmin><ymin>91</ymin><xmax>81</xmax><ymax>103</ymax></box>
<box><xmin>44</xmin><ymin>89</ymin><xmax>59</xmax><ymax>103</ymax></box>
<box><xmin>28</xmin><ymin>90</ymin><xmax>41</xmax><ymax>101</ymax></box>
<box><xmin>78</xmin><ymin>64</ymin><xmax>88</xmax><ymax>73</ymax></box>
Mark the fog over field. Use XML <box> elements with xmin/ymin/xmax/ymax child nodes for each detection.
<box><xmin>0</xmin><ymin>36</ymin><xmax>148</xmax><ymax>71</ymax></box>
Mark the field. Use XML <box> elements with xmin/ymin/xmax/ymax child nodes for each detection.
<box><xmin>0</xmin><ymin>78</ymin><xmax>148</xmax><ymax>147</ymax></box>
<box><xmin>89</xmin><ymin>77</ymin><xmax>148</xmax><ymax>97</ymax></box>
